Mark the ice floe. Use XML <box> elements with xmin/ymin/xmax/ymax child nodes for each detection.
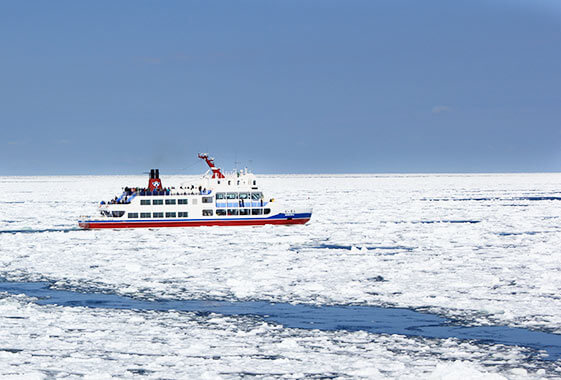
<box><xmin>1</xmin><ymin>174</ymin><xmax>561</xmax><ymax>376</ymax></box>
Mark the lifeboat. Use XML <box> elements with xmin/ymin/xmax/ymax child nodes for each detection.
<box><xmin>78</xmin><ymin>154</ymin><xmax>312</xmax><ymax>229</ymax></box>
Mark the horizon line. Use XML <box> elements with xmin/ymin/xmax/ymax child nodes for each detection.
<box><xmin>2</xmin><ymin>170</ymin><xmax>561</xmax><ymax>177</ymax></box>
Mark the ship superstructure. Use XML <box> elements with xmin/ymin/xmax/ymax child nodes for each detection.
<box><xmin>78</xmin><ymin>154</ymin><xmax>312</xmax><ymax>229</ymax></box>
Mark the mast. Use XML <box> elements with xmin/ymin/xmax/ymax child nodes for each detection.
<box><xmin>198</xmin><ymin>153</ymin><xmax>226</xmax><ymax>179</ymax></box>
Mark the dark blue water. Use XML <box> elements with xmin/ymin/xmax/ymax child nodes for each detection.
<box><xmin>0</xmin><ymin>228</ymin><xmax>80</xmax><ymax>234</ymax></box>
<box><xmin>423</xmin><ymin>197</ymin><xmax>561</xmax><ymax>202</ymax></box>
<box><xmin>1</xmin><ymin>281</ymin><xmax>560</xmax><ymax>361</ymax></box>
<box><xmin>306</xmin><ymin>244</ymin><xmax>414</xmax><ymax>252</ymax></box>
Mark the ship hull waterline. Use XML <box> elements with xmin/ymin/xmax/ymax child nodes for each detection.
<box><xmin>78</xmin><ymin>214</ymin><xmax>311</xmax><ymax>229</ymax></box>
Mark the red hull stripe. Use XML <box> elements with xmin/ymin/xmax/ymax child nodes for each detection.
<box><xmin>79</xmin><ymin>217</ymin><xmax>310</xmax><ymax>229</ymax></box>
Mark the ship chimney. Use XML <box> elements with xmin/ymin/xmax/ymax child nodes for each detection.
<box><xmin>148</xmin><ymin>168</ymin><xmax>163</xmax><ymax>191</ymax></box>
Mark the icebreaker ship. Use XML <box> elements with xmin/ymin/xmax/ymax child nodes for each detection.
<box><xmin>78</xmin><ymin>154</ymin><xmax>312</xmax><ymax>229</ymax></box>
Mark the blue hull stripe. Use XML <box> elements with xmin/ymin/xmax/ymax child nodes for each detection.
<box><xmin>79</xmin><ymin>212</ymin><xmax>311</xmax><ymax>224</ymax></box>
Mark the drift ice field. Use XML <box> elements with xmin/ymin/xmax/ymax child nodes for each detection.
<box><xmin>1</xmin><ymin>173</ymin><xmax>561</xmax><ymax>378</ymax></box>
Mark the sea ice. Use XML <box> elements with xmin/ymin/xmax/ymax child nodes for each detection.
<box><xmin>2</xmin><ymin>174</ymin><xmax>561</xmax><ymax>333</ymax></box>
<box><xmin>0</xmin><ymin>295</ymin><xmax>558</xmax><ymax>379</ymax></box>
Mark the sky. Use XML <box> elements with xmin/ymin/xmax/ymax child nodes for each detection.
<box><xmin>1</xmin><ymin>0</ymin><xmax>560</xmax><ymax>174</ymax></box>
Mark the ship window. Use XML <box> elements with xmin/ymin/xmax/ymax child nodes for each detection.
<box><xmin>140</xmin><ymin>200</ymin><xmax>150</xmax><ymax>205</ymax></box>
<box><xmin>178</xmin><ymin>199</ymin><xmax>188</xmax><ymax>205</ymax></box>
<box><xmin>165</xmin><ymin>199</ymin><xmax>176</xmax><ymax>205</ymax></box>
<box><xmin>216</xmin><ymin>193</ymin><xmax>225</xmax><ymax>200</ymax></box>
<box><xmin>216</xmin><ymin>209</ymin><xmax>226</xmax><ymax>216</ymax></box>
<box><xmin>264</xmin><ymin>208</ymin><xmax>271</xmax><ymax>215</ymax></box>
<box><xmin>251</xmin><ymin>209</ymin><xmax>263</xmax><ymax>215</ymax></box>
<box><xmin>228</xmin><ymin>180</ymin><xmax>231</xmax><ymax>185</ymax></box>
<box><xmin>251</xmin><ymin>192</ymin><xmax>263</xmax><ymax>200</ymax></box>
<box><xmin>178</xmin><ymin>212</ymin><xmax>189</xmax><ymax>217</ymax></box>
<box><xmin>239</xmin><ymin>192</ymin><xmax>250</xmax><ymax>200</ymax></box>
<box><xmin>140</xmin><ymin>212</ymin><xmax>151</xmax><ymax>218</ymax></box>
<box><xmin>226</xmin><ymin>192</ymin><xmax>238</xmax><ymax>199</ymax></box>
<box><xmin>239</xmin><ymin>208</ymin><xmax>250</xmax><ymax>215</ymax></box>
<box><xmin>165</xmin><ymin>212</ymin><xmax>176</xmax><ymax>218</ymax></box>
<box><xmin>202</xmin><ymin>196</ymin><xmax>213</xmax><ymax>203</ymax></box>
<box><xmin>153</xmin><ymin>199</ymin><xmax>163</xmax><ymax>205</ymax></box>
<box><xmin>253</xmin><ymin>180</ymin><xmax>256</xmax><ymax>185</ymax></box>
<box><xmin>153</xmin><ymin>212</ymin><xmax>164</xmax><ymax>218</ymax></box>
<box><xmin>202</xmin><ymin>209</ymin><xmax>213</xmax><ymax>216</ymax></box>
<box><xmin>227</xmin><ymin>209</ymin><xmax>239</xmax><ymax>215</ymax></box>
<box><xmin>112</xmin><ymin>211</ymin><xmax>125</xmax><ymax>217</ymax></box>
<box><xmin>101</xmin><ymin>210</ymin><xmax>111</xmax><ymax>217</ymax></box>
<box><xmin>128</xmin><ymin>213</ymin><xmax>139</xmax><ymax>218</ymax></box>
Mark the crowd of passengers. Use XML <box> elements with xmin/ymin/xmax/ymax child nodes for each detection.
<box><xmin>100</xmin><ymin>185</ymin><xmax>210</xmax><ymax>205</ymax></box>
<box><xmin>122</xmin><ymin>185</ymin><xmax>208</xmax><ymax>196</ymax></box>
<box><xmin>101</xmin><ymin>195</ymin><xmax>135</xmax><ymax>205</ymax></box>
<box><xmin>123</xmin><ymin>186</ymin><xmax>172</xmax><ymax>196</ymax></box>
<box><xmin>176</xmin><ymin>185</ymin><xmax>208</xmax><ymax>195</ymax></box>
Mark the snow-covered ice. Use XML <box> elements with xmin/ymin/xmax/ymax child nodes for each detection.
<box><xmin>1</xmin><ymin>173</ymin><xmax>561</xmax><ymax>377</ymax></box>
<box><xmin>0</xmin><ymin>294</ymin><xmax>558</xmax><ymax>379</ymax></box>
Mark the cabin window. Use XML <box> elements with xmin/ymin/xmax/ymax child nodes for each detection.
<box><xmin>228</xmin><ymin>180</ymin><xmax>231</xmax><ymax>185</ymax></box>
<box><xmin>128</xmin><ymin>212</ymin><xmax>139</xmax><ymax>218</ymax></box>
<box><xmin>165</xmin><ymin>212</ymin><xmax>176</xmax><ymax>218</ymax></box>
<box><xmin>251</xmin><ymin>192</ymin><xmax>263</xmax><ymax>200</ymax></box>
<box><xmin>251</xmin><ymin>209</ymin><xmax>263</xmax><ymax>215</ymax></box>
<box><xmin>216</xmin><ymin>209</ymin><xmax>226</xmax><ymax>216</ymax></box>
<box><xmin>140</xmin><ymin>200</ymin><xmax>150</xmax><ymax>205</ymax></box>
<box><xmin>202</xmin><ymin>209</ymin><xmax>213</xmax><ymax>216</ymax></box>
<box><xmin>238</xmin><ymin>192</ymin><xmax>250</xmax><ymax>200</ymax></box>
<box><xmin>227</xmin><ymin>209</ymin><xmax>239</xmax><ymax>215</ymax></box>
<box><xmin>217</xmin><ymin>180</ymin><xmax>221</xmax><ymax>184</ymax></box>
<box><xmin>112</xmin><ymin>211</ymin><xmax>125</xmax><ymax>217</ymax></box>
<box><xmin>253</xmin><ymin>180</ymin><xmax>256</xmax><ymax>185</ymax></box>
<box><xmin>216</xmin><ymin>193</ymin><xmax>225</xmax><ymax>200</ymax></box>
<box><xmin>178</xmin><ymin>212</ymin><xmax>189</xmax><ymax>217</ymax></box>
<box><xmin>153</xmin><ymin>212</ymin><xmax>164</xmax><ymax>218</ymax></box>
<box><xmin>264</xmin><ymin>208</ymin><xmax>271</xmax><ymax>215</ymax></box>
<box><xmin>202</xmin><ymin>197</ymin><xmax>213</xmax><ymax>203</ymax></box>
<box><xmin>140</xmin><ymin>212</ymin><xmax>151</xmax><ymax>218</ymax></box>
<box><xmin>239</xmin><ymin>208</ymin><xmax>250</xmax><ymax>215</ymax></box>
<box><xmin>153</xmin><ymin>199</ymin><xmax>163</xmax><ymax>205</ymax></box>
<box><xmin>178</xmin><ymin>199</ymin><xmax>188</xmax><ymax>205</ymax></box>
<box><xmin>227</xmin><ymin>192</ymin><xmax>238</xmax><ymax>199</ymax></box>
<box><xmin>165</xmin><ymin>199</ymin><xmax>176</xmax><ymax>205</ymax></box>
